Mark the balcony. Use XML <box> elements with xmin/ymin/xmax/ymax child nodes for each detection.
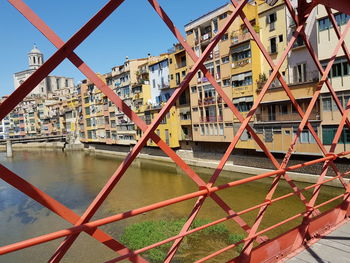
<box><xmin>181</xmin><ymin>133</ymin><xmax>192</xmax><ymax>141</ymax></box>
<box><xmin>290</xmin><ymin>70</ymin><xmax>319</xmax><ymax>85</ymax></box>
<box><xmin>200</xmin><ymin>116</ymin><xmax>217</xmax><ymax>123</ymax></box>
<box><xmin>176</xmin><ymin>61</ymin><xmax>187</xmax><ymax>69</ymax></box>
<box><xmin>201</xmin><ymin>32</ymin><xmax>212</xmax><ymax>42</ymax></box>
<box><xmin>158</xmin><ymin>83</ymin><xmax>170</xmax><ymax>90</ymax></box>
<box><xmin>232</xmin><ymin>58</ymin><xmax>251</xmax><ymax>69</ymax></box>
<box><xmin>256</xmin><ymin>112</ymin><xmax>320</xmax><ymax>122</ymax></box>
<box><xmin>199</xmin><ymin>97</ymin><xmax>216</xmax><ymax>106</ymax></box>
<box><xmin>231</xmin><ymin>32</ymin><xmax>251</xmax><ymax>46</ymax></box>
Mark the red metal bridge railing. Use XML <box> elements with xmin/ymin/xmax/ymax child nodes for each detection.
<box><xmin>0</xmin><ymin>0</ymin><xmax>350</xmax><ymax>262</ymax></box>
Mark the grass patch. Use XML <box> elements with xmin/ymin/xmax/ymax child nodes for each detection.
<box><xmin>121</xmin><ymin>218</ymin><xmax>244</xmax><ymax>262</ymax></box>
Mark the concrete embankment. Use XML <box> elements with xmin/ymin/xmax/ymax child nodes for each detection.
<box><xmin>85</xmin><ymin>144</ymin><xmax>350</xmax><ymax>188</ymax></box>
<box><xmin>1</xmin><ymin>142</ymin><xmax>349</xmax><ymax>187</ymax></box>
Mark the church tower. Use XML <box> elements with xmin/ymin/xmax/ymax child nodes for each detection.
<box><xmin>28</xmin><ymin>44</ymin><xmax>44</xmax><ymax>70</ymax></box>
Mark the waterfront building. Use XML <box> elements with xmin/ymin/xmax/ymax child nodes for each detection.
<box><xmin>0</xmin><ymin>96</ymin><xmax>11</xmax><ymax>139</ymax></box>
<box><xmin>185</xmin><ymin>3</ymin><xmax>235</xmax><ymax>151</ymax></box>
<box><xmin>230</xmin><ymin>2</ymin><xmax>261</xmax><ymax>150</ymax></box>
<box><xmin>110</xmin><ymin>58</ymin><xmax>148</xmax><ymax>145</ymax></box>
<box><xmin>144</xmin><ymin>54</ymin><xmax>181</xmax><ymax>148</ymax></box>
<box><xmin>169</xmin><ymin>44</ymin><xmax>192</xmax><ymax>149</ymax></box>
<box><xmin>254</xmin><ymin>0</ymin><xmax>322</xmax><ymax>155</ymax></box>
<box><xmin>184</xmin><ymin>2</ymin><xmax>262</xmax><ymax>152</ymax></box>
<box><xmin>316</xmin><ymin>7</ymin><xmax>350</xmax><ymax>152</ymax></box>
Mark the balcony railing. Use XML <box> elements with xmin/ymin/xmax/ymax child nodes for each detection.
<box><xmin>231</xmin><ymin>32</ymin><xmax>251</xmax><ymax>46</ymax></box>
<box><xmin>176</xmin><ymin>61</ymin><xmax>186</xmax><ymax>69</ymax></box>
<box><xmin>158</xmin><ymin>84</ymin><xmax>170</xmax><ymax>90</ymax></box>
<box><xmin>256</xmin><ymin>112</ymin><xmax>320</xmax><ymax>122</ymax></box>
<box><xmin>231</xmin><ymin>58</ymin><xmax>251</xmax><ymax>69</ymax></box>
<box><xmin>201</xmin><ymin>32</ymin><xmax>212</xmax><ymax>42</ymax></box>
<box><xmin>290</xmin><ymin>70</ymin><xmax>319</xmax><ymax>85</ymax></box>
<box><xmin>198</xmin><ymin>97</ymin><xmax>216</xmax><ymax>106</ymax></box>
<box><xmin>200</xmin><ymin>116</ymin><xmax>217</xmax><ymax>123</ymax></box>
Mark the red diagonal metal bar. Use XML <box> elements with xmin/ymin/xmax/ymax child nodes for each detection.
<box><xmin>326</xmin><ymin>7</ymin><xmax>350</xmax><ymax>68</ymax></box>
<box><xmin>147</xmin><ymin>1</ymin><xmax>290</xmax><ymax>260</ymax></box>
<box><xmin>284</xmin><ymin>0</ymin><xmax>349</xmax><ymax>187</ymax></box>
<box><xmin>283</xmin><ymin>1</ymin><xmax>349</xmax><ymax>192</ymax></box>
<box><xmin>0</xmin><ymin>0</ymin><xmax>125</xmax><ymax>123</ymax></box>
<box><xmin>48</xmin><ymin>1</ymin><xmax>250</xmax><ymax>261</ymax></box>
<box><xmin>104</xmin><ymin>172</ymin><xmax>348</xmax><ymax>262</ymax></box>
<box><xmin>244</xmin><ymin>18</ymin><xmax>350</xmax><ymax>256</ymax></box>
<box><xmin>233</xmin><ymin>0</ymin><xmax>345</xmax><ymax>189</ymax></box>
<box><xmin>8</xmin><ymin>2</ymin><xmax>259</xmax><ymax>262</ymax></box>
<box><xmin>227</xmin><ymin>1</ymin><xmax>348</xmax><ymax>257</ymax></box>
<box><xmin>314</xmin><ymin>0</ymin><xmax>350</xmax><ymax>15</ymax></box>
<box><xmin>1</xmin><ymin>150</ymin><xmax>348</xmax><ymax>257</ymax></box>
<box><xmin>0</xmin><ymin>164</ymin><xmax>147</xmax><ymax>262</ymax></box>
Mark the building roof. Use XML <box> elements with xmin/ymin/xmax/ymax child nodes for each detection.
<box><xmin>28</xmin><ymin>44</ymin><xmax>42</xmax><ymax>54</ymax></box>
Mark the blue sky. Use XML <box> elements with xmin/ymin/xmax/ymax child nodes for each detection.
<box><xmin>0</xmin><ymin>0</ymin><xmax>227</xmax><ymax>96</ymax></box>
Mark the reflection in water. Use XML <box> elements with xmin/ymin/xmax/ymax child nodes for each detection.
<box><xmin>0</xmin><ymin>150</ymin><xmax>344</xmax><ymax>262</ymax></box>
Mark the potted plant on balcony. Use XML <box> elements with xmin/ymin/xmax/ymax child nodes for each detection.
<box><xmin>256</xmin><ymin>73</ymin><xmax>267</xmax><ymax>94</ymax></box>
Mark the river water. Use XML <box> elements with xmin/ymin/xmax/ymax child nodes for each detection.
<box><xmin>0</xmin><ymin>150</ymin><xmax>344</xmax><ymax>262</ymax></box>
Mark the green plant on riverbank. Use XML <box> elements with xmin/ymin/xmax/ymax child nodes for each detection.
<box><xmin>120</xmin><ymin>218</ymin><xmax>244</xmax><ymax>262</ymax></box>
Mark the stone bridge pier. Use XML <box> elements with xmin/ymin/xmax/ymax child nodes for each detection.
<box><xmin>6</xmin><ymin>140</ymin><xmax>12</xmax><ymax>158</ymax></box>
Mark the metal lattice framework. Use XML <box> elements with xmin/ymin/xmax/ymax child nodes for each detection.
<box><xmin>0</xmin><ymin>0</ymin><xmax>350</xmax><ymax>262</ymax></box>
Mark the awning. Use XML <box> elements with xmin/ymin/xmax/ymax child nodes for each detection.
<box><xmin>232</xmin><ymin>71</ymin><xmax>252</xmax><ymax>81</ymax></box>
<box><xmin>231</xmin><ymin>43</ymin><xmax>250</xmax><ymax>53</ymax></box>
<box><xmin>233</xmin><ymin>96</ymin><xmax>254</xmax><ymax>104</ymax></box>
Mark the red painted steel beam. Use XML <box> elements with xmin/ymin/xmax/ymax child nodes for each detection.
<box><xmin>0</xmin><ymin>0</ymin><xmax>125</xmax><ymax>122</ymax></box>
<box><xmin>147</xmin><ymin>1</ymin><xmax>285</xmax><ymax>260</ymax></box>
<box><xmin>284</xmin><ymin>0</ymin><xmax>350</xmax><ymax>187</ymax></box>
<box><xmin>283</xmin><ymin>0</ymin><xmax>348</xmax><ymax>192</ymax></box>
<box><xmin>1</xmin><ymin>150</ymin><xmax>348</xmax><ymax>256</ymax></box>
<box><xmin>8</xmin><ymin>1</ymin><xmax>259</xmax><ymax>261</ymax></box>
<box><xmin>48</xmin><ymin>1</ymin><xmax>250</xmax><ymax>261</ymax></box>
<box><xmin>0</xmin><ymin>164</ymin><xmax>147</xmax><ymax>262</ymax></box>
<box><xmin>314</xmin><ymin>0</ymin><xmax>350</xmax><ymax>15</ymax></box>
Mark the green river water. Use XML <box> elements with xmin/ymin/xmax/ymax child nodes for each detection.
<box><xmin>0</xmin><ymin>150</ymin><xmax>344</xmax><ymax>262</ymax></box>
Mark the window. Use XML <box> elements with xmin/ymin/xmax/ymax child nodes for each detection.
<box><xmin>232</xmin><ymin>72</ymin><xmax>253</xmax><ymax>87</ymax></box>
<box><xmin>280</xmin><ymin>104</ymin><xmax>288</xmax><ymax>115</ymax></box>
<box><xmin>332</xmin><ymin>63</ymin><xmax>342</xmax><ymax>77</ymax></box>
<box><xmin>318</xmin><ymin>13</ymin><xmax>350</xmax><ymax>31</ymax></box>
<box><xmin>191</xmin><ymin>86</ymin><xmax>197</xmax><ymax>93</ymax></box>
<box><xmin>85</xmin><ymin>107</ymin><xmax>90</xmax><ymax>115</ymax></box>
<box><xmin>221</xmin><ymin>33</ymin><xmax>228</xmax><ymax>41</ymax></box>
<box><xmin>323</xmin><ymin>98</ymin><xmax>332</xmax><ymax>111</ymax></box>
<box><xmin>169</xmin><ymin>58</ymin><xmax>172</xmax><ymax>64</ymax></box>
<box><xmin>152</xmin><ymin>79</ymin><xmax>156</xmax><ymax>89</ymax></box>
<box><xmin>219</xmin><ymin>13</ymin><xmax>227</xmax><ymax>20</ymax></box>
<box><xmin>200</xmin><ymin>125</ymin><xmax>204</xmax><ymax>136</ymax></box>
<box><xmin>176</xmin><ymin>73</ymin><xmax>180</xmax><ymax>85</ymax></box>
<box><xmin>279</xmin><ymin>35</ymin><xmax>283</xmax><ymax>42</ymax></box>
<box><xmin>219</xmin><ymin>124</ymin><xmax>224</xmax><ymax>135</ymax></box>
<box><xmin>267</xmin><ymin>13</ymin><xmax>277</xmax><ymax>24</ymax></box>
<box><xmin>186</xmin><ymin>30</ymin><xmax>193</xmax><ymax>35</ymax></box>
<box><xmin>293</xmin><ymin>63</ymin><xmax>307</xmax><ymax>83</ymax></box>
<box><xmin>323</xmin><ymin>126</ymin><xmax>350</xmax><ymax>144</ymax></box>
<box><xmin>223</xmin><ymin>79</ymin><xmax>230</xmax><ymax>87</ymax></box>
<box><xmin>266</xmin><ymin>13</ymin><xmax>277</xmax><ymax>31</ymax></box>
<box><xmin>293</xmin><ymin>35</ymin><xmax>304</xmax><ymax>48</ymax></box>
<box><xmin>213</xmin><ymin>19</ymin><xmax>218</xmax><ymax>33</ymax></box>
<box><xmin>231</xmin><ymin>43</ymin><xmax>251</xmax><ymax>61</ymax></box>
<box><xmin>221</xmin><ymin>56</ymin><xmax>230</xmax><ymax>64</ymax></box>
<box><xmin>269</xmin><ymin>37</ymin><xmax>277</xmax><ymax>54</ymax></box>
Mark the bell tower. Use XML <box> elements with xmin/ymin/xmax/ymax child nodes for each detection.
<box><xmin>28</xmin><ymin>44</ymin><xmax>44</xmax><ymax>70</ymax></box>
